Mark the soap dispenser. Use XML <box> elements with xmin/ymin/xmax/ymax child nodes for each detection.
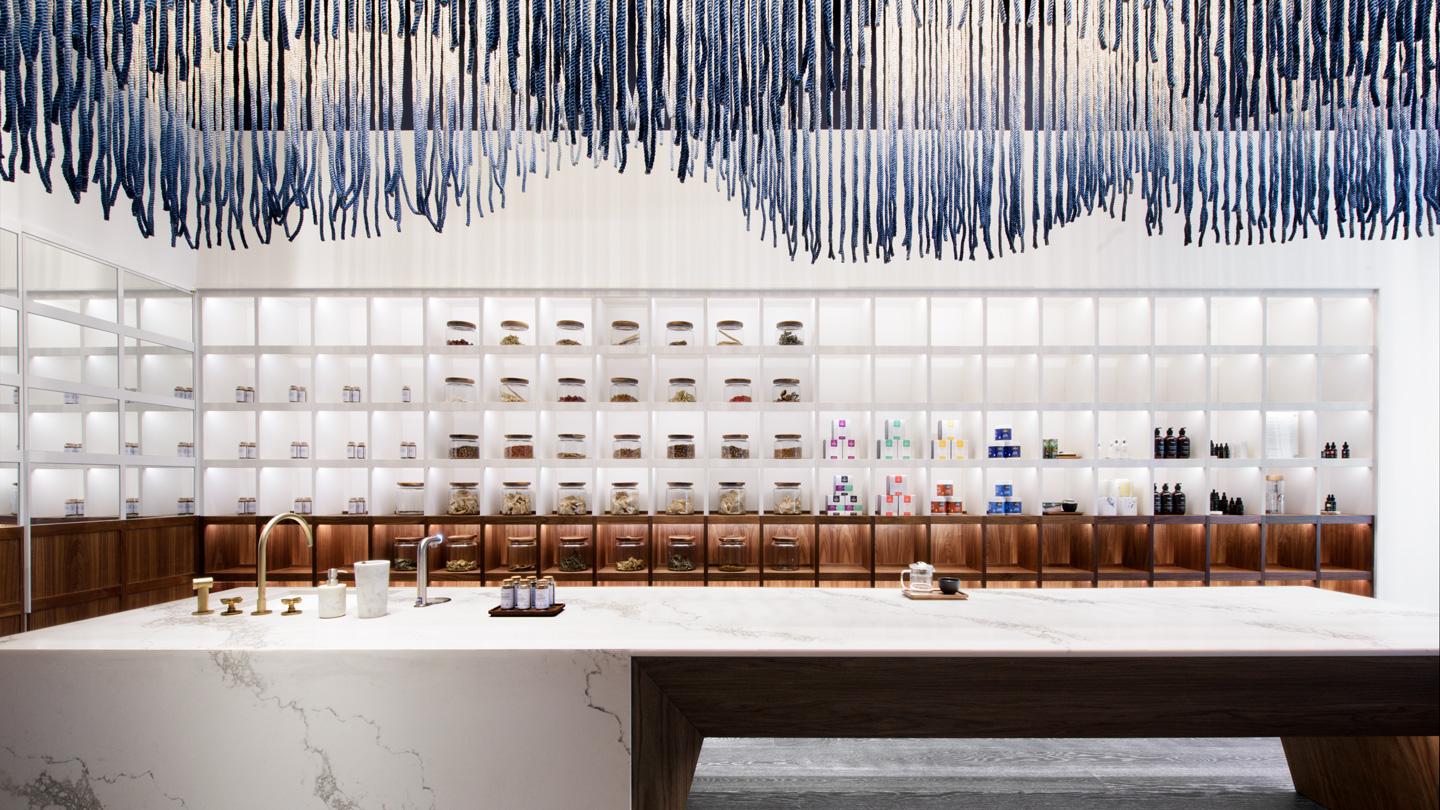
<box><xmin>318</xmin><ymin>567</ymin><xmax>347</xmax><ymax>619</ymax></box>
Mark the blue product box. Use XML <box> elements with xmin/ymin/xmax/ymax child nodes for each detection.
<box><xmin>988</xmin><ymin>445</ymin><xmax>1003</xmax><ymax>458</ymax></box>
<box><xmin>994</xmin><ymin>427</ymin><xmax>1013</xmax><ymax>441</ymax></box>
<box><xmin>994</xmin><ymin>483</ymin><xmax>1013</xmax><ymax>498</ymax></box>
<box><xmin>987</xmin><ymin>500</ymin><xmax>1005</xmax><ymax>515</ymax></box>
<box><xmin>1004</xmin><ymin>500</ymin><xmax>1023</xmax><ymax>514</ymax></box>
<box><xmin>1003</xmin><ymin>445</ymin><xmax>1022</xmax><ymax>458</ymax></box>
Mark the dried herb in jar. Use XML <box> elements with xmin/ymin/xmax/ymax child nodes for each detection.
<box><xmin>500</xmin><ymin>334</ymin><xmax>521</xmax><ymax>346</ymax></box>
<box><xmin>557</xmin><ymin>495</ymin><xmax>588</xmax><ymax>515</ymax></box>
<box><xmin>667</xmin><ymin>554</ymin><xmax>696</xmax><ymax>572</ymax></box>
<box><xmin>776</xmin><ymin>389</ymin><xmax>801</xmax><ymax>403</ymax></box>
<box><xmin>613</xmin><ymin>448</ymin><xmax>642</xmax><ymax>459</ymax></box>
<box><xmin>445</xmin><ymin>559</ymin><xmax>478</xmax><ymax>572</ymax></box>
<box><xmin>610</xmin><ymin>394</ymin><xmax>639</xmax><ymax>403</ymax></box>
<box><xmin>558</xmin><ymin>554</ymin><xmax>589</xmax><ymax>572</ymax></box>
<box><xmin>670</xmin><ymin>390</ymin><xmax>696</xmax><ymax>403</ymax></box>
<box><xmin>615</xmin><ymin>557</ymin><xmax>646</xmax><ymax>572</ymax></box>
<box><xmin>778</xmin><ymin>329</ymin><xmax>803</xmax><ymax>346</ymax></box>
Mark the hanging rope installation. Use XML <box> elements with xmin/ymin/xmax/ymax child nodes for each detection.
<box><xmin>1</xmin><ymin>0</ymin><xmax>1436</xmax><ymax>259</ymax></box>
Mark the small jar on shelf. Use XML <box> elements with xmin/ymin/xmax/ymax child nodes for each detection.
<box><xmin>499</xmin><ymin>320</ymin><xmax>529</xmax><ymax>346</ymax></box>
<box><xmin>392</xmin><ymin>537</ymin><xmax>421</xmax><ymax>572</ymax></box>
<box><xmin>775</xmin><ymin>320</ymin><xmax>805</xmax><ymax>346</ymax></box>
<box><xmin>612</xmin><ymin>433</ymin><xmax>643</xmax><ymax>459</ymax></box>
<box><xmin>614</xmin><ymin>537</ymin><xmax>648</xmax><ymax>572</ymax></box>
<box><xmin>448</xmin><ymin>433</ymin><xmax>480</xmax><ymax>459</ymax></box>
<box><xmin>503</xmin><ymin>433</ymin><xmax>535</xmax><ymax>459</ymax></box>
<box><xmin>394</xmin><ymin>482</ymin><xmax>425</xmax><ymax>515</ymax></box>
<box><xmin>720</xmin><ymin>434</ymin><xmax>750</xmax><ymax>459</ymax></box>
<box><xmin>716</xmin><ymin>537</ymin><xmax>747</xmax><ymax>572</ymax></box>
<box><xmin>557</xmin><ymin>377</ymin><xmax>587</xmax><ymax>403</ymax></box>
<box><xmin>292</xmin><ymin>496</ymin><xmax>313</xmax><ymax>515</ymax></box>
<box><xmin>177</xmin><ymin>497</ymin><xmax>196</xmax><ymax>516</ymax></box>
<box><xmin>664</xmin><ymin>482</ymin><xmax>695</xmax><ymax>515</ymax></box>
<box><xmin>555</xmin><ymin>481</ymin><xmax>590</xmax><ymax>515</ymax></box>
<box><xmin>176</xmin><ymin>441</ymin><xmax>196</xmax><ymax>457</ymax></box>
<box><xmin>610</xmin><ymin>319</ymin><xmax>641</xmax><ymax>346</ymax></box>
<box><xmin>236</xmin><ymin>496</ymin><xmax>256</xmax><ymax>515</ymax></box>
<box><xmin>125</xmin><ymin>498</ymin><xmax>140</xmax><ymax>518</ymax></box>
<box><xmin>558</xmin><ymin>536</ymin><xmax>592</xmax><ymax>572</ymax></box>
<box><xmin>716</xmin><ymin>482</ymin><xmax>748</xmax><ymax>515</ymax></box>
<box><xmin>507</xmin><ymin>536</ymin><xmax>538</xmax><ymax>571</ymax></box>
<box><xmin>665</xmin><ymin>320</ymin><xmax>694</xmax><ymax>346</ymax></box>
<box><xmin>773</xmin><ymin>434</ymin><xmax>803</xmax><ymax>459</ymax></box>
<box><xmin>609</xmin><ymin>376</ymin><xmax>640</xmax><ymax>403</ymax></box>
<box><xmin>666</xmin><ymin>434</ymin><xmax>696</xmax><ymax>460</ymax></box>
<box><xmin>667</xmin><ymin>377</ymin><xmax>697</xmax><ymax>403</ymax></box>
<box><xmin>666</xmin><ymin>535</ymin><xmax>699</xmax><ymax>572</ymax></box>
<box><xmin>772</xmin><ymin>377</ymin><xmax>802</xmax><ymax>403</ymax></box>
<box><xmin>445</xmin><ymin>534</ymin><xmax>480</xmax><ymax>572</ymax></box>
<box><xmin>446</xmin><ymin>319</ymin><xmax>476</xmax><ymax>345</ymax></box>
<box><xmin>65</xmin><ymin>498</ymin><xmax>85</xmax><ymax>518</ymax></box>
<box><xmin>124</xmin><ymin>442</ymin><xmax>140</xmax><ymax>456</ymax></box>
<box><xmin>608</xmin><ymin>481</ymin><xmax>641</xmax><ymax>515</ymax></box>
<box><xmin>724</xmin><ymin>377</ymin><xmax>753</xmax><ymax>403</ymax></box>
<box><xmin>447</xmin><ymin>482</ymin><xmax>480</xmax><ymax>515</ymax></box>
<box><xmin>498</xmin><ymin>376</ymin><xmax>529</xmax><ymax>403</ymax></box>
<box><xmin>555</xmin><ymin>319</ymin><xmax>586</xmax><ymax>345</ymax></box>
<box><xmin>769</xmin><ymin>536</ymin><xmax>801</xmax><ymax>571</ymax></box>
<box><xmin>715</xmin><ymin>319</ymin><xmax>745</xmax><ymax>346</ymax></box>
<box><xmin>771</xmin><ymin>482</ymin><xmax>805</xmax><ymax>515</ymax></box>
<box><xmin>556</xmin><ymin>433</ymin><xmax>587</xmax><ymax>459</ymax></box>
<box><xmin>400</xmin><ymin>385</ymin><xmax>412</xmax><ymax>403</ymax></box>
<box><xmin>499</xmin><ymin>482</ymin><xmax>535</xmax><ymax>515</ymax></box>
<box><xmin>444</xmin><ymin>376</ymin><xmax>476</xmax><ymax>403</ymax></box>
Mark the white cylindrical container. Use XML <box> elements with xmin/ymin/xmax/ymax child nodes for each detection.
<box><xmin>353</xmin><ymin>560</ymin><xmax>390</xmax><ymax>619</ymax></box>
<box><xmin>1265</xmin><ymin>474</ymin><xmax>1286</xmax><ymax>514</ymax></box>
<box><xmin>317</xmin><ymin>568</ymin><xmax>347</xmax><ymax>619</ymax></box>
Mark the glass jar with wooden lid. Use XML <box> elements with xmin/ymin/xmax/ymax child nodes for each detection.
<box><xmin>394</xmin><ymin>482</ymin><xmax>425</xmax><ymax>515</ymax></box>
<box><xmin>499</xmin><ymin>481</ymin><xmax>535</xmax><ymax>515</ymax></box>
<box><xmin>446</xmin><ymin>319</ymin><xmax>476</xmax><ymax>345</ymax></box>
<box><xmin>771</xmin><ymin>482</ymin><xmax>804</xmax><ymax>515</ymax></box>
<box><xmin>447</xmin><ymin>482</ymin><xmax>480</xmax><ymax>515</ymax></box>
<box><xmin>610</xmin><ymin>320</ymin><xmax>641</xmax><ymax>346</ymax></box>
<box><xmin>556</xmin><ymin>377</ymin><xmax>586</xmax><ymax>403</ymax></box>
<box><xmin>499</xmin><ymin>320</ymin><xmax>529</xmax><ymax>345</ymax></box>
<box><xmin>507</xmin><ymin>536</ymin><xmax>538</xmax><ymax>571</ymax></box>
<box><xmin>666</xmin><ymin>536</ymin><xmax>699</xmax><ymax>572</ymax></box>
<box><xmin>775</xmin><ymin>320</ymin><xmax>805</xmax><ymax>346</ymax></box>
<box><xmin>668</xmin><ymin>377</ymin><xmax>697</xmax><ymax>403</ymax></box>
<box><xmin>392</xmin><ymin>537</ymin><xmax>421</xmax><ymax>572</ymax></box>
<box><xmin>666</xmin><ymin>434</ymin><xmax>696</xmax><ymax>459</ymax></box>
<box><xmin>555</xmin><ymin>481</ymin><xmax>589</xmax><ymax>515</ymax></box>
<box><xmin>665</xmin><ymin>320</ymin><xmax>694</xmax><ymax>346</ymax></box>
<box><xmin>614</xmin><ymin>536</ymin><xmax>648</xmax><ymax>572</ymax></box>
<box><xmin>557</xmin><ymin>536</ymin><xmax>592</xmax><ymax>572</ymax></box>
<box><xmin>773</xmin><ymin>433</ymin><xmax>803</xmax><ymax>459</ymax></box>
<box><xmin>716</xmin><ymin>481</ymin><xmax>748</xmax><ymax>515</ymax></box>
<box><xmin>445</xmin><ymin>534</ymin><xmax>479</xmax><ymax>572</ymax></box>
<box><xmin>498</xmin><ymin>376</ymin><xmax>529</xmax><ymax>403</ymax></box>
<box><xmin>720</xmin><ymin>434</ymin><xmax>750</xmax><ymax>459</ymax></box>
<box><xmin>612</xmin><ymin>433</ymin><xmax>643</xmax><ymax>459</ymax></box>
<box><xmin>555</xmin><ymin>319</ymin><xmax>586</xmax><ymax>345</ymax></box>
<box><xmin>715</xmin><ymin>319</ymin><xmax>745</xmax><ymax>346</ymax></box>
<box><xmin>772</xmin><ymin>377</ymin><xmax>802</xmax><ymax>403</ymax></box>
<box><xmin>608</xmin><ymin>481</ymin><xmax>641</xmax><ymax>515</ymax></box>
<box><xmin>556</xmin><ymin>433</ymin><xmax>587</xmax><ymax>459</ymax></box>
<box><xmin>664</xmin><ymin>482</ymin><xmax>694</xmax><ymax>515</ymax></box>
<box><xmin>716</xmin><ymin>537</ymin><xmax>748</xmax><ymax>572</ymax></box>
<box><xmin>448</xmin><ymin>433</ymin><xmax>479</xmax><ymax>459</ymax></box>
<box><xmin>444</xmin><ymin>376</ymin><xmax>475</xmax><ymax>403</ymax></box>
<box><xmin>724</xmin><ymin>377</ymin><xmax>753</xmax><ymax>403</ymax></box>
<box><xmin>609</xmin><ymin>376</ymin><xmax>640</xmax><ymax>402</ymax></box>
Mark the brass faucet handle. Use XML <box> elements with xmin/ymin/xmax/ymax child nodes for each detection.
<box><xmin>220</xmin><ymin>596</ymin><xmax>244</xmax><ymax>616</ymax></box>
<box><xmin>280</xmin><ymin>597</ymin><xmax>303</xmax><ymax>616</ymax></box>
<box><xmin>191</xmin><ymin>577</ymin><xmax>215</xmax><ymax>616</ymax></box>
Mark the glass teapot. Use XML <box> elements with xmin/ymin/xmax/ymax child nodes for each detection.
<box><xmin>900</xmin><ymin>561</ymin><xmax>935</xmax><ymax>592</ymax></box>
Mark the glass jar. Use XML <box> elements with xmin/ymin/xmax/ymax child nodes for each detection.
<box><xmin>668</xmin><ymin>377</ymin><xmax>697</xmax><ymax>403</ymax></box>
<box><xmin>664</xmin><ymin>482</ymin><xmax>695</xmax><ymax>515</ymax></box>
<box><xmin>448</xmin><ymin>433</ymin><xmax>480</xmax><ymax>459</ymax></box>
<box><xmin>392</xmin><ymin>537</ymin><xmax>421</xmax><ymax>572</ymax></box>
<box><xmin>499</xmin><ymin>319</ymin><xmax>529</xmax><ymax>346</ymax></box>
<box><xmin>446</xmin><ymin>319</ymin><xmax>476</xmax><ymax>346</ymax></box>
<box><xmin>498</xmin><ymin>376</ymin><xmax>529</xmax><ymax>403</ymax></box>
<box><xmin>665</xmin><ymin>320</ymin><xmax>694</xmax><ymax>346</ymax></box>
<box><xmin>558</xmin><ymin>536</ymin><xmax>592</xmax><ymax>571</ymax></box>
<box><xmin>447</xmin><ymin>481</ymin><xmax>480</xmax><ymax>515</ymax></box>
<box><xmin>555</xmin><ymin>319</ymin><xmax>586</xmax><ymax>345</ymax></box>
<box><xmin>724</xmin><ymin>377</ymin><xmax>753</xmax><ymax>403</ymax></box>
<box><xmin>716</xmin><ymin>481</ymin><xmax>748</xmax><ymax>515</ymax></box>
<box><xmin>720</xmin><ymin>434</ymin><xmax>750</xmax><ymax>460</ymax></box>
<box><xmin>445</xmin><ymin>534</ymin><xmax>480</xmax><ymax>572</ymax></box>
<box><xmin>772</xmin><ymin>482</ymin><xmax>804</xmax><ymax>515</ymax></box>
<box><xmin>610</xmin><ymin>319</ymin><xmax>641</xmax><ymax>346</ymax></box>
<box><xmin>500</xmin><ymin>482</ymin><xmax>535</xmax><ymax>515</ymax></box>
<box><xmin>773</xmin><ymin>433</ymin><xmax>803</xmax><ymax>459</ymax></box>
<box><xmin>770</xmin><ymin>536</ymin><xmax>801</xmax><ymax>571</ymax></box>
<box><xmin>612</xmin><ymin>433</ymin><xmax>643</xmax><ymax>459</ymax></box>
<box><xmin>608</xmin><ymin>481</ymin><xmax>641</xmax><ymax>515</ymax></box>
<box><xmin>507</xmin><ymin>536</ymin><xmax>538</xmax><ymax>571</ymax></box>
<box><xmin>666</xmin><ymin>434</ymin><xmax>696</xmax><ymax>460</ymax></box>
<box><xmin>556</xmin><ymin>433</ymin><xmax>587</xmax><ymax>459</ymax></box>
<box><xmin>614</xmin><ymin>536</ymin><xmax>648</xmax><ymax>572</ymax></box>
<box><xmin>556</xmin><ymin>481</ymin><xmax>590</xmax><ymax>515</ymax></box>
<box><xmin>775</xmin><ymin>320</ymin><xmax>805</xmax><ymax>346</ymax></box>
<box><xmin>772</xmin><ymin>377</ymin><xmax>802</xmax><ymax>403</ymax></box>
<box><xmin>609</xmin><ymin>377</ymin><xmax>640</xmax><ymax>403</ymax></box>
<box><xmin>666</xmin><ymin>535</ymin><xmax>699</xmax><ymax>572</ymax></box>
<box><xmin>557</xmin><ymin>377</ymin><xmax>586</xmax><ymax>403</ymax></box>
<box><xmin>394</xmin><ymin>482</ymin><xmax>425</xmax><ymax>515</ymax></box>
<box><xmin>503</xmin><ymin>433</ymin><xmax>535</xmax><ymax>459</ymax></box>
<box><xmin>715</xmin><ymin>319</ymin><xmax>745</xmax><ymax>346</ymax></box>
<box><xmin>717</xmin><ymin>537</ymin><xmax>748</xmax><ymax>572</ymax></box>
<box><xmin>444</xmin><ymin>376</ymin><xmax>475</xmax><ymax>403</ymax></box>
<box><xmin>1265</xmin><ymin>474</ymin><xmax>1286</xmax><ymax>514</ymax></box>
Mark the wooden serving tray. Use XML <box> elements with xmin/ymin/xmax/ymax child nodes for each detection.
<box><xmin>900</xmin><ymin>589</ymin><xmax>969</xmax><ymax>601</ymax></box>
<box><xmin>489</xmin><ymin>602</ymin><xmax>566</xmax><ymax>617</ymax></box>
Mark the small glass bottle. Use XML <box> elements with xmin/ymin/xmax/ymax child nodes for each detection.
<box><xmin>608</xmin><ymin>376</ymin><xmax>640</xmax><ymax>403</ymax></box>
<box><xmin>503</xmin><ymin>433</ymin><xmax>535</xmax><ymax>459</ymax></box>
<box><xmin>444</xmin><ymin>376</ymin><xmax>476</xmax><ymax>403</ymax></box>
<box><xmin>775</xmin><ymin>320</ymin><xmax>805</xmax><ymax>346</ymax></box>
<box><xmin>614</xmin><ymin>537</ymin><xmax>648</xmax><ymax>572</ymax></box>
<box><xmin>769</xmin><ymin>536</ymin><xmax>801</xmax><ymax>571</ymax></box>
<box><xmin>667</xmin><ymin>377</ymin><xmax>697</xmax><ymax>403</ymax></box>
<box><xmin>499</xmin><ymin>319</ymin><xmax>529</xmax><ymax>346</ymax></box>
<box><xmin>773</xmin><ymin>433</ymin><xmax>803</xmax><ymax>459</ymax></box>
<box><xmin>771</xmin><ymin>377</ymin><xmax>802</xmax><ymax>403</ymax></box>
<box><xmin>446</xmin><ymin>319</ymin><xmax>476</xmax><ymax>345</ymax></box>
<box><xmin>717</xmin><ymin>536</ymin><xmax>748</xmax><ymax>572</ymax></box>
<box><xmin>666</xmin><ymin>434</ymin><xmax>696</xmax><ymax>460</ymax></box>
<box><xmin>445</xmin><ymin>534</ymin><xmax>480</xmax><ymax>572</ymax></box>
<box><xmin>557</xmin><ymin>536</ymin><xmax>592</xmax><ymax>571</ymax></box>
<box><xmin>447</xmin><ymin>482</ymin><xmax>481</xmax><ymax>515</ymax></box>
<box><xmin>666</xmin><ymin>535</ymin><xmax>699</xmax><ymax>572</ymax></box>
<box><xmin>392</xmin><ymin>537</ymin><xmax>421</xmax><ymax>572</ymax></box>
<box><xmin>720</xmin><ymin>433</ymin><xmax>750</xmax><ymax>460</ymax></box>
<box><xmin>394</xmin><ymin>482</ymin><xmax>425</xmax><ymax>515</ymax></box>
<box><xmin>1264</xmin><ymin>474</ymin><xmax>1286</xmax><ymax>515</ymax></box>
<box><xmin>716</xmin><ymin>482</ymin><xmax>748</xmax><ymax>515</ymax></box>
<box><xmin>665</xmin><ymin>320</ymin><xmax>694</xmax><ymax>346</ymax></box>
<box><xmin>608</xmin><ymin>481</ymin><xmax>641</xmax><ymax>515</ymax></box>
<box><xmin>610</xmin><ymin>319</ymin><xmax>641</xmax><ymax>346</ymax></box>
<box><xmin>499</xmin><ymin>482</ymin><xmax>535</xmax><ymax>515</ymax></box>
<box><xmin>555</xmin><ymin>482</ymin><xmax>590</xmax><ymax>515</ymax></box>
<box><xmin>401</xmin><ymin>385</ymin><xmax>412</xmax><ymax>403</ymax></box>
<box><xmin>555</xmin><ymin>319</ymin><xmax>586</xmax><ymax>345</ymax></box>
<box><xmin>612</xmin><ymin>433</ymin><xmax>643</xmax><ymax>459</ymax></box>
<box><xmin>448</xmin><ymin>433</ymin><xmax>480</xmax><ymax>459</ymax></box>
<box><xmin>715</xmin><ymin>319</ymin><xmax>745</xmax><ymax>346</ymax></box>
<box><xmin>507</xmin><ymin>536</ymin><xmax>538</xmax><ymax>571</ymax></box>
<box><xmin>557</xmin><ymin>377</ymin><xmax>587</xmax><ymax>403</ymax></box>
<box><xmin>664</xmin><ymin>482</ymin><xmax>695</xmax><ymax>515</ymax></box>
<box><xmin>125</xmin><ymin>497</ymin><xmax>140</xmax><ymax>518</ymax></box>
<box><xmin>771</xmin><ymin>482</ymin><xmax>804</xmax><ymax>515</ymax></box>
<box><xmin>724</xmin><ymin>377</ymin><xmax>753</xmax><ymax>403</ymax></box>
<box><xmin>498</xmin><ymin>377</ymin><xmax>530</xmax><ymax>403</ymax></box>
<box><xmin>556</xmin><ymin>433</ymin><xmax>587</xmax><ymax>459</ymax></box>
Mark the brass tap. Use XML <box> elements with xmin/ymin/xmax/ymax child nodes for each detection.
<box><xmin>220</xmin><ymin>596</ymin><xmax>244</xmax><ymax>616</ymax></box>
<box><xmin>280</xmin><ymin>597</ymin><xmax>303</xmax><ymax>616</ymax></box>
<box><xmin>254</xmin><ymin>512</ymin><xmax>315</xmax><ymax>616</ymax></box>
<box><xmin>192</xmin><ymin>577</ymin><xmax>215</xmax><ymax>615</ymax></box>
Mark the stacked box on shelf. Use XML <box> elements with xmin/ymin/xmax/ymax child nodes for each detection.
<box><xmin>987</xmin><ymin>481</ymin><xmax>1023</xmax><ymax>515</ymax></box>
<box><xmin>875</xmin><ymin>474</ymin><xmax>915</xmax><ymax>517</ymax></box>
<box><xmin>824</xmin><ymin>418</ymin><xmax>859</xmax><ymax>461</ymax></box>
<box><xmin>876</xmin><ymin>418</ymin><xmax>915</xmax><ymax>461</ymax></box>
<box><xmin>825</xmin><ymin>474</ymin><xmax>864</xmax><ymax>516</ymax></box>
<box><xmin>931</xmin><ymin>419</ymin><xmax>967</xmax><ymax>461</ymax></box>
<box><xmin>987</xmin><ymin>426</ymin><xmax>1021</xmax><ymax>459</ymax></box>
<box><xmin>931</xmin><ymin>480</ymin><xmax>964</xmax><ymax>515</ymax></box>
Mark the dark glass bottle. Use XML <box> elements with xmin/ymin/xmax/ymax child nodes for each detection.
<box><xmin>1159</xmin><ymin>484</ymin><xmax>1173</xmax><ymax>516</ymax></box>
<box><xmin>1221</xmin><ymin>443</ymin><xmax>1231</xmax><ymax>459</ymax></box>
<box><xmin>1154</xmin><ymin>428</ymin><xmax>1164</xmax><ymax>459</ymax></box>
<box><xmin>1164</xmin><ymin>428</ymin><xmax>1177</xmax><ymax>459</ymax></box>
<box><xmin>1172</xmin><ymin>484</ymin><xmax>1186</xmax><ymax>516</ymax></box>
<box><xmin>1324</xmin><ymin>493</ymin><xmax>1337</xmax><ymax>512</ymax></box>
<box><xmin>1153</xmin><ymin>484</ymin><xmax>1162</xmax><ymax>515</ymax></box>
<box><xmin>1210</xmin><ymin>489</ymin><xmax>1220</xmax><ymax>512</ymax></box>
<box><xmin>1177</xmin><ymin>428</ymin><xmax>1190</xmax><ymax>459</ymax></box>
<box><xmin>1234</xmin><ymin>497</ymin><xmax>1245</xmax><ymax>515</ymax></box>
<box><xmin>1341</xmin><ymin>442</ymin><xmax>1350</xmax><ymax>459</ymax></box>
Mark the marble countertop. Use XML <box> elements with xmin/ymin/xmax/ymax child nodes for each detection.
<box><xmin>3</xmin><ymin>586</ymin><xmax>1436</xmax><ymax>657</ymax></box>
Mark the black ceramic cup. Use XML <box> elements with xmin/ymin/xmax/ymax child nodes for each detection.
<box><xmin>938</xmin><ymin>577</ymin><xmax>961</xmax><ymax>595</ymax></box>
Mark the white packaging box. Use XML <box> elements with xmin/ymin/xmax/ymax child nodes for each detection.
<box><xmin>885</xmin><ymin>419</ymin><xmax>906</xmax><ymax>441</ymax></box>
<box><xmin>830</xmin><ymin>418</ymin><xmax>851</xmax><ymax>441</ymax></box>
<box><xmin>931</xmin><ymin>439</ymin><xmax>951</xmax><ymax>461</ymax></box>
<box><xmin>885</xmin><ymin>474</ymin><xmax>907</xmax><ymax>496</ymax></box>
<box><xmin>876</xmin><ymin>493</ymin><xmax>916</xmax><ymax>516</ymax></box>
<box><xmin>937</xmin><ymin>418</ymin><xmax>961</xmax><ymax>440</ymax></box>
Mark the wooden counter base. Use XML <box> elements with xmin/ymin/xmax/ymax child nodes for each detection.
<box><xmin>632</xmin><ymin>655</ymin><xmax>1439</xmax><ymax>810</ymax></box>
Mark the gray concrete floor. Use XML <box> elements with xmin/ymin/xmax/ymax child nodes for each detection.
<box><xmin>688</xmin><ymin>738</ymin><xmax>1319</xmax><ymax>808</ymax></box>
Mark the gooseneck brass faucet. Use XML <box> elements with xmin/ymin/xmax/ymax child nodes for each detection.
<box><xmin>415</xmin><ymin>533</ymin><xmax>450</xmax><ymax>608</ymax></box>
<box><xmin>254</xmin><ymin>512</ymin><xmax>315</xmax><ymax>616</ymax></box>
